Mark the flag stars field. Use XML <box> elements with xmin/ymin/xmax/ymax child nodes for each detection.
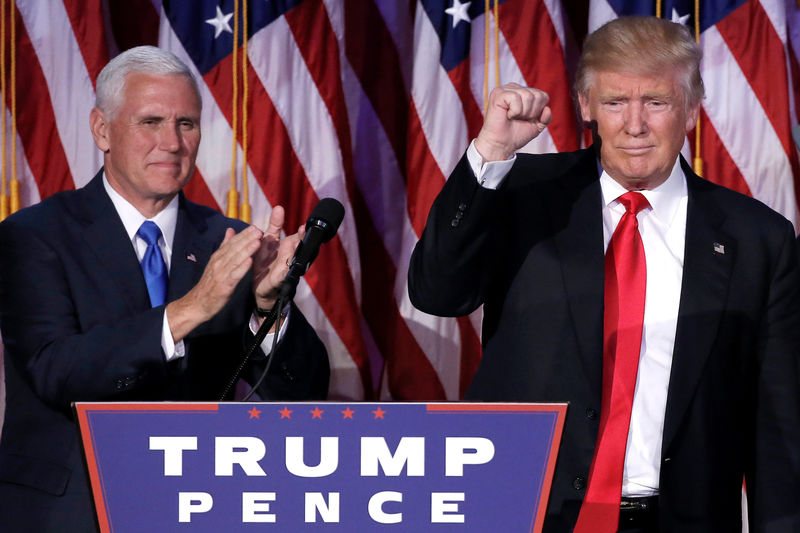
<box><xmin>445</xmin><ymin>0</ymin><xmax>471</xmax><ymax>28</ymax></box>
<box><xmin>205</xmin><ymin>6</ymin><xmax>233</xmax><ymax>38</ymax></box>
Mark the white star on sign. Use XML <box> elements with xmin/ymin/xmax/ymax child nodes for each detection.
<box><xmin>671</xmin><ymin>8</ymin><xmax>690</xmax><ymax>26</ymax></box>
<box><xmin>445</xmin><ymin>0</ymin><xmax>471</xmax><ymax>29</ymax></box>
<box><xmin>206</xmin><ymin>6</ymin><xmax>233</xmax><ymax>39</ymax></box>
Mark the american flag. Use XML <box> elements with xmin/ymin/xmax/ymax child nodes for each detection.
<box><xmin>0</xmin><ymin>0</ymin><xmax>798</xmax><ymax>416</ymax></box>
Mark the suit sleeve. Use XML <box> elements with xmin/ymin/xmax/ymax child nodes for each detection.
<box><xmin>251</xmin><ymin>302</ymin><xmax>330</xmax><ymax>401</ymax></box>
<box><xmin>408</xmin><ymin>153</ymin><xmax>508</xmax><ymax>316</ymax></box>
<box><xmin>0</xmin><ymin>217</ymin><xmax>170</xmax><ymax>410</ymax></box>
<box><xmin>747</xmin><ymin>220</ymin><xmax>800</xmax><ymax>530</ymax></box>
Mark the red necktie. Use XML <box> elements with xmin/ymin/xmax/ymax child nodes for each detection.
<box><xmin>573</xmin><ymin>191</ymin><xmax>649</xmax><ymax>533</ymax></box>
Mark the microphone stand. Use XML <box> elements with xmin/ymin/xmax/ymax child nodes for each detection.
<box><xmin>218</xmin><ymin>294</ymin><xmax>287</xmax><ymax>402</ymax></box>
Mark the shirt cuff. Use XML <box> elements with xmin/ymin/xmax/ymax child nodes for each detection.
<box><xmin>162</xmin><ymin>310</ymin><xmax>186</xmax><ymax>362</ymax></box>
<box><xmin>249</xmin><ymin>305</ymin><xmax>292</xmax><ymax>356</ymax></box>
<box><xmin>466</xmin><ymin>139</ymin><xmax>516</xmax><ymax>190</ymax></box>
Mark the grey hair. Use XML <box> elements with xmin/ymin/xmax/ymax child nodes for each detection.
<box><xmin>95</xmin><ymin>46</ymin><xmax>201</xmax><ymax>118</ymax></box>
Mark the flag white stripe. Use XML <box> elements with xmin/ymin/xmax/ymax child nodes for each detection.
<box><xmin>248</xmin><ymin>17</ymin><xmax>362</xmax><ymax>299</ymax></box>
<box><xmin>759</xmin><ymin>0</ymin><xmax>787</xmax><ymax>43</ymax></box>
<box><xmin>18</xmin><ymin>0</ymin><xmax>101</xmax><ymax>187</ymax></box>
<box><xmin>158</xmin><ymin>12</ymin><xmax>361</xmax><ymax>400</ymax></box>
<box><xmin>413</xmin><ymin>5</ymin><xmax>469</xmax><ymax>179</ymax></box>
<box><xmin>468</xmin><ymin>12</ymin><xmax>559</xmax><ymax>155</ymax></box>
<box><xmin>157</xmin><ymin>13</ymin><xmax>271</xmax><ymax>218</ymax></box>
<box><xmin>702</xmin><ymin>26</ymin><xmax>797</xmax><ymax>223</ymax></box>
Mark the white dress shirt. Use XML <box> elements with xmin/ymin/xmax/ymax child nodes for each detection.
<box><xmin>467</xmin><ymin>142</ymin><xmax>688</xmax><ymax>497</ymax></box>
<box><xmin>102</xmin><ymin>175</ymin><xmax>286</xmax><ymax>361</ymax></box>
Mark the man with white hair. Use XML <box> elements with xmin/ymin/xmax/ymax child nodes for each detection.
<box><xmin>410</xmin><ymin>16</ymin><xmax>800</xmax><ymax>533</ymax></box>
<box><xmin>0</xmin><ymin>46</ymin><xmax>329</xmax><ymax>532</ymax></box>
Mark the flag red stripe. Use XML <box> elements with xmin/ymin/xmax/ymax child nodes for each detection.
<box><xmin>183</xmin><ymin>168</ymin><xmax>221</xmax><ymax>212</ymax></box>
<box><xmin>345</xmin><ymin>0</ymin><xmax>409</xmax><ymax>180</ymax></box>
<box><xmin>697</xmin><ymin>110</ymin><xmax>753</xmax><ymax>196</ymax></box>
<box><xmin>715</xmin><ymin>0</ymin><xmax>800</xmax><ymax>212</ymax></box>
<box><xmin>406</xmin><ymin>102</ymin><xmax>482</xmax><ymax>400</ymax></box>
<box><xmin>201</xmin><ymin>57</ymin><xmax>373</xmax><ymax>396</ymax></box>
<box><xmin>499</xmin><ymin>0</ymin><xmax>579</xmax><ymax>152</ymax></box>
<box><xmin>447</xmin><ymin>61</ymin><xmax>485</xmax><ymax>140</ymax></box>
<box><xmin>457</xmin><ymin>315</ymin><xmax>482</xmax><ymax>399</ymax></box>
<box><xmin>9</xmin><ymin>6</ymin><xmax>75</xmax><ymax>198</ymax></box>
<box><xmin>286</xmin><ymin>0</ymin><xmax>451</xmax><ymax>399</ymax></box>
<box><xmin>106</xmin><ymin>0</ymin><xmax>160</xmax><ymax>51</ymax></box>
<box><xmin>406</xmin><ymin>101</ymin><xmax>447</xmax><ymax>236</ymax></box>
<box><xmin>716</xmin><ymin>1</ymin><xmax>793</xmax><ymax>156</ymax></box>
<box><xmin>61</xmin><ymin>0</ymin><xmax>109</xmax><ymax>87</ymax></box>
<box><xmin>245</xmin><ymin>63</ymin><xmax>374</xmax><ymax>395</ymax></box>
<box><xmin>249</xmin><ymin>73</ymin><xmax>374</xmax><ymax>395</ymax></box>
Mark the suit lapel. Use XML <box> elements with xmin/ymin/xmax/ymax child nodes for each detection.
<box><xmin>548</xmin><ymin>149</ymin><xmax>606</xmax><ymax>400</ymax></box>
<box><xmin>168</xmin><ymin>194</ymin><xmax>214</xmax><ymax>301</ymax></box>
<box><xmin>79</xmin><ymin>174</ymin><xmax>217</xmax><ymax>310</ymax></box>
<box><xmin>79</xmin><ymin>172</ymin><xmax>152</xmax><ymax>312</ymax></box>
<box><xmin>662</xmin><ymin>163</ymin><xmax>735</xmax><ymax>453</ymax></box>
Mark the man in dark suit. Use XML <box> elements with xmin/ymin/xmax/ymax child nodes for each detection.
<box><xmin>0</xmin><ymin>47</ymin><xmax>329</xmax><ymax>532</ymax></box>
<box><xmin>409</xmin><ymin>16</ymin><xmax>800</xmax><ymax>533</ymax></box>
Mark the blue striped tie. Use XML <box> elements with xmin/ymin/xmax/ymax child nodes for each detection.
<box><xmin>136</xmin><ymin>221</ymin><xmax>168</xmax><ymax>307</ymax></box>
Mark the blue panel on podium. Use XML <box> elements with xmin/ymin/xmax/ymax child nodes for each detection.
<box><xmin>75</xmin><ymin>402</ymin><xmax>566</xmax><ymax>532</ymax></box>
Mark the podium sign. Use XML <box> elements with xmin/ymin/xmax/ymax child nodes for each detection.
<box><xmin>75</xmin><ymin>402</ymin><xmax>566</xmax><ymax>532</ymax></box>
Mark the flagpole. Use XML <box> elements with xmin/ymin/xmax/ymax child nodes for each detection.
<box><xmin>0</xmin><ymin>0</ymin><xmax>7</xmax><ymax>222</ymax></box>
<box><xmin>240</xmin><ymin>0</ymin><xmax>251</xmax><ymax>224</ymax></box>
<box><xmin>227</xmin><ymin>0</ymin><xmax>241</xmax><ymax>219</ymax></box>
<box><xmin>693</xmin><ymin>0</ymin><xmax>703</xmax><ymax>176</ymax></box>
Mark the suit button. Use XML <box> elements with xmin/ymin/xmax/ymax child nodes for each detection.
<box><xmin>572</xmin><ymin>476</ymin><xmax>585</xmax><ymax>491</ymax></box>
<box><xmin>455</xmin><ymin>211</ymin><xmax>463</xmax><ymax>220</ymax></box>
<box><xmin>585</xmin><ymin>408</ymin><xmax>597</xmax><ymax>420</ymax></box>
<box><xmin>450</xmin><ymin>219</ymin><xmax>460</xmax><ymax>227</ymax></box>
<box><xmin>280</xmin><ymin>362</ymin><xmax>296</xmax><ymax>382</ymax></box>
<box><xmin>458</xmin><ymin>203</ymin><xmax>467</xmax><ymax>211</ymax></box>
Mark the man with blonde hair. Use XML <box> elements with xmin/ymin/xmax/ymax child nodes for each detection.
<box><xmin>410</xmin><ymin>16</ymin><xmax>800</xmax><ymax>533</ymax></box>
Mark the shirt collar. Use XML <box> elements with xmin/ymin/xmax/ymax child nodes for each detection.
<box><xmin>599</xmin><ymin>157</ymin><xmax>687</xmax><ymax>226</ymax></box>
<box><xmin>102</xmin><ymin>171</ymin><xmax>179</xmax><ymax>249</ymax></box>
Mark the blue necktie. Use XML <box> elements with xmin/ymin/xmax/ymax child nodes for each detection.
<box><xmin>137</xmin><ymin>221</ymin><xmax>168</xmax><ymax>307</ymax></box>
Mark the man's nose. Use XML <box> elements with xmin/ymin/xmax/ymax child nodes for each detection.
<box><xmin>624</xmin><ymin>104</ymin><xmax>648</xmax><ymax>136</ymax></box>
<box><xmin>158</xmin><ymin>122</ymin><xmax>182</xmax><ymax>152</ymax></box>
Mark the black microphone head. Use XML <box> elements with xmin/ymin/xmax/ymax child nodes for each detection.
<box><xmin>307</xmin><ymin>198</ymin><xmax>345</xmax><ymax>242</ymax></box>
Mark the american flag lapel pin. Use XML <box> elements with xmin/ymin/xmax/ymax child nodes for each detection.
<box><xmin>187</xmin><ymin>253</ymin><xmax>197</xmax><ymax>263</ymax></box>
<box><xmin>713</xmin><ymin>242</ymin><xmax>725</xmax><ymax>255</ymax></box>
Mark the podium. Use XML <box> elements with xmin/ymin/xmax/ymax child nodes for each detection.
<box><xmin>75</xmin><ymin>402</ymin><xmax>566</xmax><ymax>532</ymax></box>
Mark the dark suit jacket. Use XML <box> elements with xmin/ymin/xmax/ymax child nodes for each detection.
<box><xmin>409</xmin><ymin>148</ymin><xmax>800</xmax><ymax>533</ymax></box>
<box><xmin>0</xmin><ymin>172</ymin><xmax>329</xmax><ymax>532</ymax></box>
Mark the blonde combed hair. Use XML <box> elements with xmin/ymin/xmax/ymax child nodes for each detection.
<box><xmin>575</xmin><ymin>16</ymin><xmax>704</xmax><ymax>109</ymax></box>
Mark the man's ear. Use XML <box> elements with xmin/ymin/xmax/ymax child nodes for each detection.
<box><xmin>89</xmin><ymin>107</ymin><xmax>110</xmax><ymax>152</ymax></box>
<box><xmin>685</xmin><ymin>103</ymin><xmax>700</xmax><ymax>133</ymax></box>
<box><xmin>578</xmin><ymin>93</ymin><xmax>591</xmax><ymax>123</ymax></box>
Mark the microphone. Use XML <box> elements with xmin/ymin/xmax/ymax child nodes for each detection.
<box><xmin>279</xmin><ymin>198</ymin><xmax>344</xmax><ymax>301</ymax></box>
